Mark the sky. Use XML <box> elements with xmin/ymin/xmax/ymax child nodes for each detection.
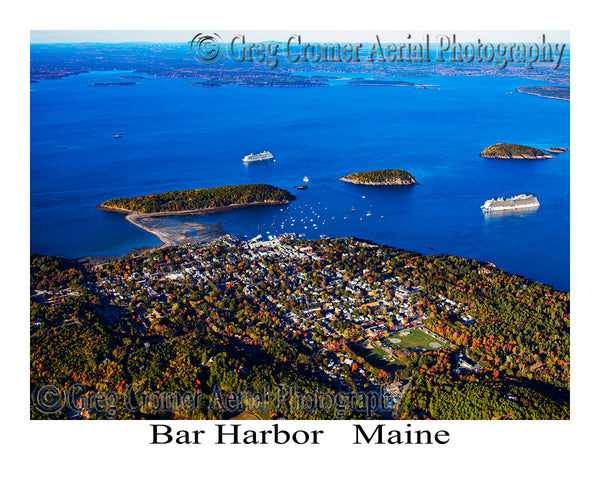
<box><xmin>30</xmin><ymin>30</ymin><xmax>570</xmax><ymax>44</ymax></box>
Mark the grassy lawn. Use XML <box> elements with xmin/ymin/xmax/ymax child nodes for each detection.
<box><xmin>387</xmin><ymin>328</ymin><xmax>445</xmax><ymax>350</ymax></box>
<box><xmin>352</xmin><ymin>342</ymin><xmax>405</xmax><ymax>372</ymax></box>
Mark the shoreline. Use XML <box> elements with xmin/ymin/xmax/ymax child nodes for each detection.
<box><xmin>125</xmin><ymin>214</ymin><xmax>177</xmax><ymax>246</ymax></box>
<box><xmin>480</xmin><ymin>153</ymin><xmax>554</xmax><ymax>159</ymax></box>
<box><xmin>61</xmin><ymin>233</ymin><xmax>568</xmax><ymax>293</ymax></box>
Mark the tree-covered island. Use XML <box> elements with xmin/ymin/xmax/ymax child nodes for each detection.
<box><xmin>339</xmin><ymin>169</ymin><xmax>417</xmax><ymax>186</ymax></box>
<box><xmin>89</xmin><ymin>82</ymin><xmax>137</xmax><ymax>86</ymax></box>
<box><xmin>346</xmin><ymin>79</ymin><xmax>416</xmax><ymax>86</ymax></box>
<box><xmin>97</xmin><ymin>184</ymin><xmax>296</xmax><ymax>214</ymax></box>
<box><xmin>480</xmin><ymin>143</ymin><xmax>554</xmax><ymax>159</ymax></box>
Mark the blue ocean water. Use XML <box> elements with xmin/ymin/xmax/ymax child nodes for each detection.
<box><xmin>30</xmin><ymin>71</ymin><xmax>570</xmax><ymax>290</ymax></box>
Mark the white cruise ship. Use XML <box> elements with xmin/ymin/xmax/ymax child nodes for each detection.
<box><xmin>481</xmin><ymin>194</ymin><xmax>540</xmax><ymax>212</ymax></box>
<box><xmin>242</xmin><ymin>151</ymin><xmax>274</xmax><ymax>163</ymax></box>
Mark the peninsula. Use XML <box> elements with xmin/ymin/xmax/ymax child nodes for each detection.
<box><xmin>339</xmin><ymin>169</ymin><xmax>417</xmax><ymax>185</ymax></box>
<box><xmin>480</xmin><ymin>143</ymin><xmax>554</xmax><ymax>159</ymax></box>
<box><xmin>516</xmin><ymin>85</ymin><xmax>570</xmax><ymax>101</ymax></box>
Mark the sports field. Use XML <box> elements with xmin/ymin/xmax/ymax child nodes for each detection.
<box><xmin>387</xmin><ymin>328</ymin><xmax>445</xmax><ymax>350</ymax></box>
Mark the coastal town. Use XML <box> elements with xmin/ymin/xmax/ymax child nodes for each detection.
<box><xmin>31</xmin><ymin>233</ymin><xmax>568</xmax><ymax>420</ymax></box>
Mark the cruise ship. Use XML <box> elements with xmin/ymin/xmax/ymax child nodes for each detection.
<box><xmin>481</xmin><ymin>194</ymin><xmax>540</xmax><ymax>212</ymax></box>
<box><xmin>242</xmin><ymin>151</ymin><xmax>274</xmax><ymax>163</ymax></box>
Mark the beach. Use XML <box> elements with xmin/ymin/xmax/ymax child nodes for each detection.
<box><xmin>125</xmin><ymin>213</ymin><xmax>226</xmax><ymax>246</ymax></box>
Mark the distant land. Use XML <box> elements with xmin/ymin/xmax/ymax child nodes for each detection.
<box><xmin>480</xmin><ymin>143</ymin><xmax>554</xmax><ymax>159</ymax></box>
<box><xmin>29</xmin><ymin>43</ymin><xmax>570</xmax><ymax>85</ymax></box>
<box><xmin>97</xmin><ymin>184</ymin><xmax>296</xmax><ymax>215</ymax></box>
<box><xmin>339</xmin><ymin>169</ymin><xmax>418</xmax><ymax>185</ymax></box>
<box><xmin>516</xmin><ymin>85</ymin><xmax>570</xmax><ymax>101</ymax></box>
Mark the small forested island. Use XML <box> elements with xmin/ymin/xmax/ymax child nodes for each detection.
<box><xmin>346</xmin><ymin>79</ymin><xmax>416</xmax><ymax>86</ymax></box>
<box><xmin>89</xmin><ymin>82</ymin><xmax>137</xmax><ymax>86</ymax></box>
<box><xmin>188</xmin><ymin>80</ymin><xmax>228</xmax><ymax>87</ymax></box>
<box><xmin>516</xmin><ymin>85</ymin><xmax>570</xmax><ymax>101</ymax></box>
<box><xmin>480</xmin><ymin>143</ymin><xmax>554</xmax><ymax>159</ymax></box>
<box><xmin>188</xmin><ymin>76</ymin><xmax>328</xmax><ymax>88</ymax></box>
<box><xmin>98</xmin><ymin>184</ymin><xmax>295</xmax><ymax>214</ymax></box>
<box><xmin>339</xmin><ymin>169</ymin><xmax>417</xmax><ymax>185</ymax></box>
<box><xmin>547</xmin><ymin>147</ymin><xmax>569</xmax><ymax>154</ymax></box>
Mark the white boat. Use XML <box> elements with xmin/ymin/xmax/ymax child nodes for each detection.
<box><xmin>242</xmin><ymin>151</ymin><xmax>274</xmax><ymax>163</ymax></box>
<box><xmin>481</xmin><ymin>194</ymin><xmax>540</xmax><ymax>212</ymax></box>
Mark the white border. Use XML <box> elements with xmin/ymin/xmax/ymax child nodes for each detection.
<box><xmin>6</xmin><ymin>0</ymin><xmax>598</xmax><ymax>477</ymax></box>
